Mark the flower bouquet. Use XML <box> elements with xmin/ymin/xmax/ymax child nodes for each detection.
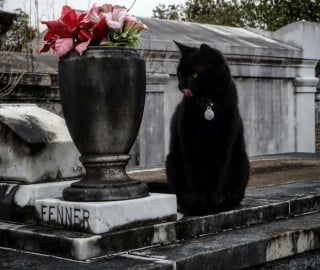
<box><xmin>40</xmin><ymin>3</ymin><xmax>148</xmax><ymax>58</ymax></box>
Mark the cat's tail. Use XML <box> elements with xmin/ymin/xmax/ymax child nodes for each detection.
<box><xmin>145</xmin><ymin>180</ymin><xmax>173</xmax><ymax>194</ymax></box>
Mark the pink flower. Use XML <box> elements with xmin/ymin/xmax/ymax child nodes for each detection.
<box><xmin>84</xmin><ymin>4</ymin><xmax>101</xmax><ymax>24</ymax></box>
<box><xmin>82</xmin><ymin>5</ymin><xmax>109</xmax><ymax>42</ymax></box>
<box><xmin>100</xmin><ymin>5</ymin><xmax>128</xmax><ymax>29</ymax></box>
<box><xmin>124</xmin><ymin>15</ymin><xmax>148</xmax><ymax>33</ymax></box>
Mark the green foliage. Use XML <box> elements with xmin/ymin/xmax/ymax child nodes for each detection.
<box><xmin>101</xmin><ymin>29</ymin><xmax>144</xmax><ymax>48</ymax></box>
<box><xmin>152</xmin><ymin>0</ymin><xmax>320</xmax><ymax>31</ymax></box>
<box><xmin>5</xmin><ymin>8</ymin><xmax>36</xmax><ymax>51</ymax></box>
<box><xmin>240</xmin><ymin>0</ymin><xmax>320</xmax><ymax>30</ymax></box>
<box><xmin>184</xmin><ymin>0</ymin><xmax>243</xmax><ymax>26</ymax></box>
<box><xmin>152</xmin><ymin>3</ymin><xmax>185</xmax><ymax>20</ymax></box>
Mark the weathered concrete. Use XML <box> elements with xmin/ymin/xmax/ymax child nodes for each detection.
<box><xmin>272</xmin><ymin>21</ymin><xmax>320</xmax><ymax>60</ymax></box>
<box><xmin>1</xmin><ymin>201</ymin><xmax>320</xmax><ymax>268</ymax></box>
<box><xmin>1</xmin><ymin>247</ymin><xmax>319</xmax><ymax>270</ymax></box>
<box><xmin>0</xmin><ymin>248</ymin><xmax>173</xmax><ymax>270</ymax></box>
<box><xmin>248</xmin><ymin>250</ymin><xmax>320</xmax><ymax>270</ymax></box>
<box><xmin>0</xmin><ymin>179</ymin><xmax>320</xmax><ymax>261</ymax></box>
<box><xmin>0</xmin><ymin>152</ymin><xmax>320</xmax><ymax>267</ymax></box>
<box><xmin>131</xmin><ymin>212</ymin><xmax>320</xmax><ymax>270</ymax></box>
<box><xmin>0</xmin><ymin>104</ymin><xmax>84</xmax><ymax>183</ymax></box>
<box><xmin>5</xmin><ymin>152</ymin><xmax>316</xmax><ymax>228</ymax></box>
<box><xmin>0</xmin><ymin>180</ymin><xmax>75</xmax><ymax>222</ymax></box>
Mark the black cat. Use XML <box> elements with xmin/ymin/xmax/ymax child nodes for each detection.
<box><xmin>165</xmin><ymin>41</ymin><xmax>250</xmax><ymax>215</ymax></box>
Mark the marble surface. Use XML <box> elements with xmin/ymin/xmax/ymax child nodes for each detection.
<box><xmin>13</xmin><ymin>181</ymin><xmax>76</xmax><ymax>207</ymax></box>
<box><xmin>36</xmin><ymin>193</ymin><xmax>177</xmax><ymax>234</ymax></box>
<box><xmin>0</xmin><ymin>180</ymin><xmax>76</xmax><ymax>222</ymax></box>
<box><xmin>0</xmin><ymin>104</ymin><xmax>84</xmax><ymax>183</ymax></box>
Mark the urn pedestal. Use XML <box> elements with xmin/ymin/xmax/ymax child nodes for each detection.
<box><xmin>58</xmin><ymin>46</ymin><xmax>149</xmax><ymax>201</ymax></box>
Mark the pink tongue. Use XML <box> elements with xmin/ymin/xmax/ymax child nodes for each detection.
<box><xmin>182</xmin><ymin>88</ymin><xmax>193</xmax><ymax>97</ymax></box>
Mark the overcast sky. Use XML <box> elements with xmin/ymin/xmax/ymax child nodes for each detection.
<box><xmin>4</xmin><ymin>0</ymin><xmax>185</xmax><ymax>27</ymax></box>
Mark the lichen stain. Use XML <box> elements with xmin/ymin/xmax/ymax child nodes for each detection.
<box><xmin>266</xmin><ymin>230</ymin><xmax>319</xmax><ymax>262</ymax></box>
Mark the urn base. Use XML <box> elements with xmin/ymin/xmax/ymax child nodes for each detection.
<box><xmin>63</xmin><ymin>155</ymin><xmax>149</xmax><ymax>201</ymax></box>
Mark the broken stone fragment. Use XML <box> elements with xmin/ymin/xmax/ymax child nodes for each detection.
<box><xmin>0</xmin><ymin>104</ymin><xmax>85</xmax><ymax>183</ymax></box>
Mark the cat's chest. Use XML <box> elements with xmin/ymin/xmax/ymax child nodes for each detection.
<box><xmin>181</xmin><ymin>110</ymin><xmax>224</xmax><ymax>137</ymax></box>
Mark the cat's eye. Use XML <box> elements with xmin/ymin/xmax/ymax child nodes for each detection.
<box><xmin>192</xmin><ymin>72</ymin><xmax>198</xmax><ymax>78</ymax></box>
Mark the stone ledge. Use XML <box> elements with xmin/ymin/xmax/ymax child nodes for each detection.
<box><xmin>246</xmin><ymin>249</ymin><xmax>320</xmax><ymax>270</ymax></box>
<box><xmin>0</xmin><ymin>180</ymin><xmax>320</xmax><ymax>260</ymax></box>
<box><xmin>131</xmin><ymin>212</ymin><xmax>320</xmax><ymax>270</ymax></box>
<box><xmin>1</xmin><ymin>212</ymin><xmax>320</xmax><ymax>269</ymax></box>
<box><xmin>130</xmin><ymin>153</ymin><xmax>320</xmax><ymax>188</ymax></box>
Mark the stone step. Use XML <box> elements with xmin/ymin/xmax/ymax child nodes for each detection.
<box><xmin>129</xmin><ymin>211</ymin><xmax>320</xmax><ymax>270</ymax></box>
<box><xmin>1</xmin><ymin>210</ymin><xmax>320</xmax><ymax>269</ymax></box>
<box><xmin>0</xmin><ymin>179</ymin><xmax>319</xmax><ymax>260</ymax></box>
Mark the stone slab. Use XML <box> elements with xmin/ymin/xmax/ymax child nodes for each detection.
<box><xmin>1</xmin><ymin>212</ymin><xmax>320</xmax><ymax>269</ymax></box>
<box><xmin>0</xmin><ymin>104</ymin><xmax>84</xmax><ymax>183</ymax></box>
<box><xmin>35</xmin><ymin>193</ymin><xmax>177</xmax><ymax>234</ymax></box>
<box><xmin>132</xmin><ymin>212</ymin><xmax>320</xmax><ymax>269</ymax></box>
<box><xmin>1</xmin><ymin>250</ymin><xmax>320</xmax><ymax>270</ymax></box>
<box><xmin>0</xmin><ymin>248</ymin><xmax>173</xmax><ymax>270</ymax></box>
<box><xmin>1</xmin><ymin>181</ymin><xmax>76</xmax><ymax>207</ymax></box>
<box><xmin>0</xmin><ymin>180</ymin><xmax>76</xmax><ymax>222</ymax></box>
<box><xmin>0</xmin><ymin>219</ymin><xmax>178</xmax><ymax>260</ymax></box>
<box><xmin>247</xmin><ymin>250</ymin><xmax>320</xmax><ymax>270</ymax></box>
<box><xmin>0</xmin><ymin>180</ymin><xmax>320</xmax><ymax>261</ymax></box>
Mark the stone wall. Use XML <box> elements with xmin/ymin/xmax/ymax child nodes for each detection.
<box><xmin>0</xmin><ymin>72</ymin><xmax>61</xmax><ymax>116</ymax></box>
<box><xmin>316</xmin><ymin>125</ymin><xmax>320</xmax><ymax>153</ymax></box>
<box><xmin>137</xmin><ymin>19</ymin><xmax>320</xmax><ymax>165</ymax></box>
<box><xmin>315</xmin><ymin>80</ymin><xmax>320</xmax><ymax>153</ymax></box>
<box><xmin>1</xmin><ymin>20</ymin><xmax>320</xmax><ymax>166</ymax></box>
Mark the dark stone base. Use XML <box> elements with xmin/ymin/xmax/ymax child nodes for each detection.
<box><xmin>63</xmin><ymin>179</ymin><xmax>149</xmax><ymax>201</ymax></box>
<box><xmin>63</xmin><ymin>155</ymin><xmax>149</xmax><ymax>201</ymax></box>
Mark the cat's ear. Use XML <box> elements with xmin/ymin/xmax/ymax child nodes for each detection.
<box><xmin>200</xmin><ymin>44</ymin><xmax>215</xmax><ymax>55</ymax></box>
<box><xmin>200</xmin><ymin>43</ymin><xmax>224</xmax><ymax>64</ymax></box>
<box><xmin>174</xmin><ymin>41</ymin><xmax>193</xmax><ymax>55</ymax></box>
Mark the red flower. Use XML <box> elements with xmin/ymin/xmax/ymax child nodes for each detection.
<box><xmin>40</xmin><ymin>6</ymin><xmax>93</xmax><ymax>58</ymax></box>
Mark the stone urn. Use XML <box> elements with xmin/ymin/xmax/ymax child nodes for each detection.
<box><xmin>58</xmin><ymin>46</ymin><xmax>149</xmax><ymax>201</ymax></box>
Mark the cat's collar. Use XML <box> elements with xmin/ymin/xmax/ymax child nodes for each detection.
<box><xmin>193</xmin><ymin>97</ymin><xmax>216</xmax><ymax>120</ymax></box>
<box><xmin>195</xmin><ymin>97</ymin><xmax>214</xmax><ymax>108</ymax></box>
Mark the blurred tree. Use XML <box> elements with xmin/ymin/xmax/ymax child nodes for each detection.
<box><xmin>152</xmin><ymin>3</ymin><xmax>185</xmax><ymax>20</ymax></box>
<box><xmin>5</xmin><ymin>8</ymin><xmax>36</xmax><ymax>51</ymax></box>
<box><xmin>240</xmin><ymin>0</ymin><xmax>320</xmax><ymax>30</ymax></box>
<box><xmin>184</xmin><ymin>0</ymin><xmax>243</xmax><ymax>26</ymax></box>
<box><xmin>152</xmin><ymin>0</ymin><xmax>320</xmax><ymax>31</ymax></box>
